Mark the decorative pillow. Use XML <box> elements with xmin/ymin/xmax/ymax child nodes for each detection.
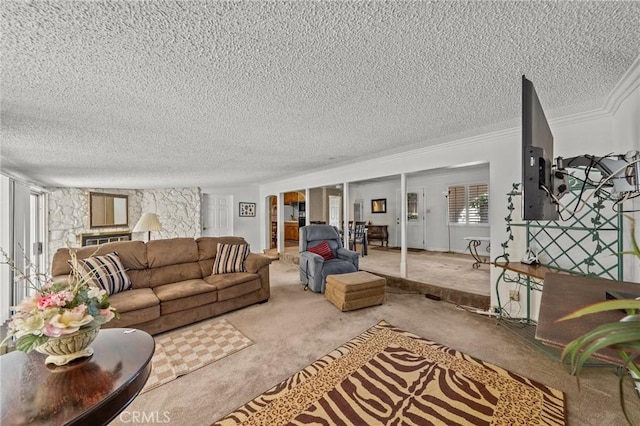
<box><xmin>307</xmin><ymin>241</ymin><xmax>334</xmax><ymax>261</ymax></box>
<box><xmin>75</xmin><ymin>252</ymin><xmax>132</xmax><ymax>295</ymax></box>
<box><xmin>213</xmin><ymin>243</ymin><xmax>250</xmax><ymax>274</ymax></box>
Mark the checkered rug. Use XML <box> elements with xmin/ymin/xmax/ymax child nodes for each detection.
<box><xmin>141</xmin><ymin>319</ymin><xmax>253</xmax><ymax>394</ymax></box>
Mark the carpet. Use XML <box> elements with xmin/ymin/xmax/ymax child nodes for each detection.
<box><xmin>141</xmin><ymin>319</ymin><xmax>253</xmax><ymax>394</ymax></box>
<box><xmin>214</xmin><ymin>321</ymin><xmax>565</xmax><ymax>425</ymax></box>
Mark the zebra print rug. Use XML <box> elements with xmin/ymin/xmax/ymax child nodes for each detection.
<box><xmin>214</xmin><ymin>321</ymin><xmax>565</xmax><ymax>425</ymax></box>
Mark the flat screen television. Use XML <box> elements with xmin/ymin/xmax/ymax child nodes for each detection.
<box><xmin>522</xmin><ymin>75</ymin><xmax>559</xmax><ymax>221</ymax></box>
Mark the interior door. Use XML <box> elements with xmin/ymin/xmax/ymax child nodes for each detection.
<box><xmin>202</xmin><ymin>194</ymin><xmax>233</xmax><ymax>237</ymax></box>
<box><xmin>328</xmin><ymin>195</ymin><xmax>341</xmax><ymax>228</ymax></box>
<box><xmin>395</xmin><ymin>188</ymin><xmax>425</xmax><ymax>249</ymax></box>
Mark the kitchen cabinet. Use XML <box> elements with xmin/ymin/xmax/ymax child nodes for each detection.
<box><xmin>284</xmin><ymin>222</ymin><xmax>299</xmax><ymax>241</ymax></box>
<box><xmin>284</xmin><ymin>192</ymin><xmax>304</xmax><ymax>205</ymax></box>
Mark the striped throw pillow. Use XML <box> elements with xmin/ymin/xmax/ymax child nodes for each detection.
<box><xmin>213</xmin><ymin>243</ymin><xmax>250</xmax><ymax>274</ymax></box>
<box><xmin>307</xmin><ymin>241</ymin><xmax>334</xmax><ymax>261</ymax></box>
<box><xmin>76</xmin><ymin>252</ymin><xmax>132</xmax><ymax>295</ymax></box>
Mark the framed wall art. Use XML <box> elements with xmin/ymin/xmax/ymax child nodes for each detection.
<box><xmin>239</xmin><ymin>202</ymin><xmax>256</xmax><ymax>217</ymax></box>
<box><xmin>371</xmin><ymin>198</ymin><xmax>387</xmax><ymax>214</ymax></box>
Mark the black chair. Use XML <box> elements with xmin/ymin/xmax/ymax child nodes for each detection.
<box><xmin>349</xmin><ymin>221</ymin><xmax>367</xmax><ymax>256</ymax></box>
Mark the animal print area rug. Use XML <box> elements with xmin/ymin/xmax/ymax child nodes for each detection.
<box><xmin>141</xmin><ymin>319</ymin><xmax>253</xmax><ymax>394</ymax></box>
<box><xmin>214</xmin><ymin>321</ymin><xmax>565</xmax><ymax>425</ymax></box>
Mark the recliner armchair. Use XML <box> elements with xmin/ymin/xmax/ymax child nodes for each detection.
<box><xmin>299</xmin><ymin>225</ymin><xmax>359</xmax><ymax>293</ymax></box>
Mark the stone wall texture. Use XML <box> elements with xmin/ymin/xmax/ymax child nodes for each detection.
<box><xmin>47</xmin><ymin>187</ymin><xmax>201</xmax><ymax>266</ymax></box>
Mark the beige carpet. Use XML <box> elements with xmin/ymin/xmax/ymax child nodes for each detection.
<box><xmin>142</xmin><ymin>319</ymin><xmax>253</xmax><ymax>394</ymax></box>
<box><xmin>214</xmin><ymin>321</ymin><xmax>565</xmax><ymax>425</ymax></box>
<box><xmin>110</xmin><ymin>261</ymin><xmax>638</xmax><ymax>426</ymax></box>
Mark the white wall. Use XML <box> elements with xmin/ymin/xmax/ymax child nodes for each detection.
<box><xmin>0</xmin><ymin>176</ymin><xmax>12</xmax><ymax>323</ymax></box>
<box><xmin>257</xmin><ymin>59</ymin><xmax>640</xmax><ymax>320</ymax></box>
<box><xmin>409</xmin><ymin>166</ymin><xmax>490</xmax><ymax>252</ymax></box>
<box><xmin>200</xmin><ymin>185</ymin><xmax>261</xmax><ymax>251</ymax></box>
<box><xmin>47</xmin><ymin>187</ymin><xmax>201</xmax><ymax>265</ymax></box>
<box><xmin>610</xmin><ymin>64</ymin><xmax>640</xmax><ymax>283</ymax></box>
<box><xmin>348</xmin><ymin>167</ymin><xmax>490</xmax><ymax>253</ymax></box>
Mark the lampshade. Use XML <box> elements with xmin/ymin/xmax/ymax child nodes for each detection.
<box><xmin>133</xmin><ymin>213</ymin><xmax>163</xmax><ymax>241</ymax></box>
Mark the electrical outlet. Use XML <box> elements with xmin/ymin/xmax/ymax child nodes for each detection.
<box><xmin>509</xmin><ymin>289</ymin><xmax>520</xmax><ymax>301</ymax></box>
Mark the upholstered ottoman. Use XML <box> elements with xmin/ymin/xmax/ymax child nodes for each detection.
<box><xmin>325</xmin><ymin>271</ymin><xmax>386</xmax><ymax>311</ymax></box>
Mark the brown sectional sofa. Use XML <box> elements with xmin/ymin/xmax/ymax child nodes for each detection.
<box><xmin>51</xmin><ymin>236</ymin><xmax>271</xmax><ymax>335</ymax></box>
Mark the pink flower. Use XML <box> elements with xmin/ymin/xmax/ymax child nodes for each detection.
<box><xmin>99</xmin><ymin>308</ymin><xmax>115</xmax><ymax>323</ymax></box>
<box><xmin>37</xmin><ymin>290</ymin><xmax>74</xmax><ymax>309</ymax></box>
<box><xmin>37</xmin><ymin>294</ymin><xmax>56</xmax><ymax>309</ymax></box>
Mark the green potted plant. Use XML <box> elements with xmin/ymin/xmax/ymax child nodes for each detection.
<box><xmin>558</xmin><ymin>216</ymin><xmax>640</xmax><ymax>424</ymax></box>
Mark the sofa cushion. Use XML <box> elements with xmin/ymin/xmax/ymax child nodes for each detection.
<box><xmin>153</xmin><ymin>279</ymin><xmax>218</xmax><ymax>314</ymax></box>
<box><xmin>147</xmin><ymin>238</ymin><xmax>199</xmax><ymax>268</ymax></box>
<box><xmin>196</xmin><ymin>236</ymin><xmax>249</xmax><ymax>261</ymax></box>
<box><xmin>75</xmin><ymin>252</ymin><xmax>132</xmax><ymax>295</ymax></box>
<box><xmin>107</xmin><ymin>288</ymin><xmax>159</xmax><ymax>313</ymax></box>
<box><xmin>307</xmin><ymin>241</ymin><xmax>334</xmax><ymax>261</ymax></box>
<box><xmin>153</xmin><ymin>279</ymin><xmax>217</xmax><ymax>302</ymax></box>
<box><xmin>104</xmin><ymin>305</ymin><xmax>160</xmax><ymax>328</ymax></box>
<box><xmin>204</xmin><ymin>272</ymin><xmax>260</xmax><ymax>301</ymax></box>
<box><xmin>213</xmin><ymin>243</ymin><xmax>250</xmax><ymax>274</ymax></box>
<box><xmin>51</xmin><ymin>241</ymin><xmax>148</xmax><ymax>277</ymax></box>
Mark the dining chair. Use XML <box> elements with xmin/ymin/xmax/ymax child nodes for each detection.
<box><xmin>349</xmin><ymin>221</ymin><xmax>367</xmax><ymax>256</ymax></box>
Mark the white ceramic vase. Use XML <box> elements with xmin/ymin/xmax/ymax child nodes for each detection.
<box><xmin>36</xmin><ymin>326</ymin><xmax>100</xmax><ymax>366</ymax></box>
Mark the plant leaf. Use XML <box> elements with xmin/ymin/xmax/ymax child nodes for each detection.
<box><xmin>560</xmin><ymin>321</ymin><xmax>640</xmax><ymax>374</ymax></box>
<box><xmin>15</xmin><ymin>334</ymin><xmax>47</xmax><ymax>353</ymax></box>
<box><xmin>557</xmin><ymin>299</ymin><xmax>640</xmax><ymax>321</ymax></box>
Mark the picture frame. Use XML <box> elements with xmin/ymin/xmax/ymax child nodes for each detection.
<box><xmin>371</xmin><ymin>198</ymin><xmax>387</xmax><ymax>214</ymax></box>
<box><xmin>239</xmin><ymin>202</ymin><xmax>256</xmax><ymax>217</ymax></box>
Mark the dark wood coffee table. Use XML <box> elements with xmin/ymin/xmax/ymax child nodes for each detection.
<box><xmin>1</xmin><ymin>328</ymin><xmax>154</xmax><ymax>425</ymax></box>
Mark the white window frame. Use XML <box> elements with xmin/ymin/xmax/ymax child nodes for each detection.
<box><xmin>447</xmin><ymin>182</ymin><xmax>489</xmax><ymax>225</ymax></box>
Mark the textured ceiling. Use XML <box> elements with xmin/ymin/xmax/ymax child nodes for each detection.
<box><xmin>2</xmin><ymin>1</ymin><xmax>640</xmax><ymax>189</ymax></box>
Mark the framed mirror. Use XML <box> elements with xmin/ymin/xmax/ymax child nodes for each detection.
<box><xmin>371</xmin><ymin>198</ymin><xmax>387</xmax><ymax>214</ymax></box>
<box><xmin>89</xmin><ymin>192</ymin><xmax>129</xmax><ymax>228</ymax></box>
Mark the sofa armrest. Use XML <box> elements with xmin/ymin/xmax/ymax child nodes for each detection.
<box><xmin>245</xmin><ymin>253</ymin><xmax>272</xmax><ymax>273</ymax></box>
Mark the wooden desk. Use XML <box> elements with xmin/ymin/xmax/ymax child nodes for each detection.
<box><xmin>535</xmin><ymin>273</ymin><xmax>640</xmax><ymax>366</ymax></box>
<box><xmin>1</xmin><ymin>328</ymin><xmax>154</xmax><ymax>425</ymax></box>
<box><xmin>493</xmin><ymin>261</ymin><xmax>564</xmax><ymax>280</ymax></box>
<box><xmin>366</xmin><ymin>225</ymin><xmax>388</xmax><ymax>247</ymax></box>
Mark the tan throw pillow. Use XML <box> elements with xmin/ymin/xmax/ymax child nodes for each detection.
<box><xmin>213</xmin><ymin>243</ymin><xmax>250</xmax><ymax>274</ymax></box>
<box><xmin>75</xmin><ymin>252</ymin><xmax>132</xmax><ymax>295</ymax></box>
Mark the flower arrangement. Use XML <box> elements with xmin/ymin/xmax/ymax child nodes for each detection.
<box><xmin>1</xmin><ymin>247</ymin><xmax>118</xmax><ymax>353</ymax></box>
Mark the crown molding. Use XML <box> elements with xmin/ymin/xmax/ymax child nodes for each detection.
<box><xmin>603</xmin><ymin>53</ymin><xmax>640</xmax><ymax>115</ymax></box>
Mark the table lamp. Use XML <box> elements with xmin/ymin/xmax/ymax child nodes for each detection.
<box><xmin>133</xmin><ymin>213</ymin><xmax>163</xmax><ymax>241</ymax></box>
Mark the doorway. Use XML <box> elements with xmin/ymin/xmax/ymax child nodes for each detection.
<box><xmin>328</xmin><ymin>195</ymin><xmax>341</xmax><ymax>227</ymax></box>
<box><xmin>395</xmin><ymin>187</ymin><xmax>425</xmax><ymax>249</ymax></box>
<box><xmin>202</xmin><ymin>194</ymin><xmax>233</xmax><ymax>237</ymax></box>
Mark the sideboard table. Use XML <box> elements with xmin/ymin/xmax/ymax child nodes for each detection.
<box><xmin>366</xmin><ymin>225</ymin><xmax>388</xmax><ymax>247</ymax></box>
<box><xmin>1</xmin><ymin>328</ymin><xmax>154</xmax><ymax>426</ymax></box>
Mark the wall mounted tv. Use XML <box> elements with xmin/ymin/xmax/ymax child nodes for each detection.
<box><xmin>521</xmin><ymin>75</ymin><xmax>559</xmax><ymax>221</ymax></box>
